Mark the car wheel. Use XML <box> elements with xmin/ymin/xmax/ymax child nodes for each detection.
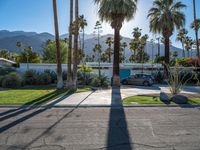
<box><xmin>143</xmin><ymin>81</ymin><xmax>149</xmax><ymax>86</ymax></box>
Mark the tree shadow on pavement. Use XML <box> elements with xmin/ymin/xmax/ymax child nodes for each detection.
<box><xmin>0</xmin><ymin>90</ymin><xmax>73</xmax><ymax>134</ymax></box>
<box><xmin>106</xmin><ymin>86</ymin><xmax>133</xmax><ymax>150</ymax></box>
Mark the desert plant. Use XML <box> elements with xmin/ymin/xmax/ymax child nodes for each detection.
<box><xmin>78</xmin><ymin>65</ymin><xmax>93</xmax><ymax>85</ymax></box>
<box><xmin>167</xmin><ymin>64</ymin><xmax>195</xmax><ymax>95</ymax></box>
<box><xmin>44</xmin><ymin>70</ymin><xmax>57</xmax><ymax>83</ymax></box>
<box><xmin>24</xmin><ymin>70</ymin><xmax>39</xmax><ymax>85</ymax></box>
<box><xmin>38</xmin><ymin>73</ymin><xmax>52</xmax><ymax>85</ymax></box>
<box><xmin>91</xmin><ymin>75</ymin><xmax>109</xmax><ymax>87</ymax></box>
<box><xmin>2</xmin><ymin>72</ymin><xmax>23</xmax><ymax>88</ymax></box>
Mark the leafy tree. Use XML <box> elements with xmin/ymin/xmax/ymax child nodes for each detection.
<box><xmin>94</xmin><ymin>0</ymin><xmax>138</xmax><ymax>86</ymax></box>
<box><xmin>0</xmin><ymin>49</ymin><xmax>10</xmax><ymax>59</ymax></box>
<box><xmin>42</xmin><ymin>40</ymin><xmax>68</xmax><ymax>63</ymax></box>
<box><xmin>17</xmin><ymin>46</ymin><xmax>41</xmax><ymax>63</ymax></box>
<box><xmin>148</xmin><ymin>0</ymin><xmax>186</xmax><ymax>77</ymax></box>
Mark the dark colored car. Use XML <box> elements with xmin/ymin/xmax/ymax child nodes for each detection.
<box><xmin>121</xmin><ymin>74</ymin><xmax>154</xmax><ymax>86</ymax></box>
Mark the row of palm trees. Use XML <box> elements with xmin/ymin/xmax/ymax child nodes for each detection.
<box><xmin>52</xmin><ymin>0</ymin><xmax>199</xmax><ymax>89</ymax></box>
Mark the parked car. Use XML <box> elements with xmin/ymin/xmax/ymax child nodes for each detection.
<box><xmin>134</xmin><ymin>74</ymin><xmax>155</xmax><ymax>82</ymax></box>
<box><xmin>121</xmin><ymin>74</ymin><xmax>153</xmax><ymax>86</ymax></box>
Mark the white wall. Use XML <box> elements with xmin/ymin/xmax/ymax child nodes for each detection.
<box><xmin>17</xmin><ymin>63</ymin><xmax>163</xmax><ymax>80</ymax></box>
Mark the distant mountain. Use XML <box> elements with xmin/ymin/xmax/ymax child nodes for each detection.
<box><xmin>0</xmin><ymin>30</ymin><xmax>194</xmax><ymax>60</ymax></box>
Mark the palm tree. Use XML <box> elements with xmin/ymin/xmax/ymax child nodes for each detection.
<box><xmin>121</xmin><ymin>42</ymin><xmax>127</xmax><ymax>63</ymax></box>
<box><xmin>72</xmin><ymin>0</ymin><xmax>79</xmax><ymax>89</ymax></box>
<box><xmin>177</xmin><ymin>28</ymin><xmax>188</xmax><ymax>57</ymax></box>
<box><xmin>148</xmin><ymin>0</ymin><xmax>186</xmax><ymax>77</ymax></box>
<box><xmin>94</xmin><ymin>0</ymin><xmax>138</xmax><ymax>86</ymax></box>
<box><xmin>184</xmin><ymin>36</ymin><xmax>194</xmax><ymax>57</ymax></box>
<box><xmin>191</xmin><ymin>18</ymin><xmax>200</xmax><ymax>59</ymax></box>
<box><xmin>79</xmin><ymin>15</ymin><xmax>87</xmax><ymax>57</ymax></box>
<box><xmin>53</xmin><ymin>0</ymin><xmax>63</xmax><ymax>89</ymax></box>
<box><xmin>66</xmin><ymin>0</ymin><xmax>73</xmax><ymax>88</ymax></box>
<box><xmin>192</xmin><ymin>0</ymin><xmax>200</xmax><ymax>60</ymax></box>
<box><xmin>105</xmin><ymin>37</ymin><xmax>114</xmax><ymax>63</ymax></box>
<box><xmin>93</xmin><ymin>44</ymin><xmax>102</xmax><ymax>77</ymax></box>
<box><xmin>0</xmin><ymin>49</ymin><xmax>10</xmax><ymax>59</ymax></box>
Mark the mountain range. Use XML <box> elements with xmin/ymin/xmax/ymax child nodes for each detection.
<box><xmin>0</xmin><ymin>30</ymin><xmax>194</xmax><ymax>60</ymax></box>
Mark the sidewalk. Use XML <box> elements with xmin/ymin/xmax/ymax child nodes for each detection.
<box><xmin>48</xmin><ymin>85</ymin><xmax>200</xmax><ymax>107</ymax></box>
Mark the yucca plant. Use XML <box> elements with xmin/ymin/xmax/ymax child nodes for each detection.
<box><xmin>167</xmin><ymin>64</ymin><xmax>195</xmax><ymax>95</ymax></box>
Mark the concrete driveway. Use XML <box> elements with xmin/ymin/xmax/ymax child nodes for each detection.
<box><xmin>50</xmin><ymin>85</ymin><xmax>200</xmax><ymax>107</ymax></box>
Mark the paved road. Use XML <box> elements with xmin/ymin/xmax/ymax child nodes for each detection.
<box><xmin>0</xmin><ymin>106</ymin><xmax>200</xmax><ymax>150</ymax></box>
<box><xmin>51</xmin><ymin>85</ymin><xmax>200</xmax><ymax>106</ymax></box>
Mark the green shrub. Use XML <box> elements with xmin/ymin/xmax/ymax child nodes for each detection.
<box><xmin>24</xmin><ymin>70</ymin><xmax>39</xmax><ymax>85</ymax></box>
<box><xmin>0</xmin><ymin>67</ymin><xmax>16</xmax><ymax>76</ymax></box>
<box><xmin>38</xmin><ymin>73</ymin><xmax>52</xmax><ymax>85</ymax></box>
<box><xmin>91</xmin><ymin>75</ymin><xmax>109</xmax><ymax>87</ymax></box>
<box><xmin>62</xmin><ymin>71</ymin><xmax>67</xmax><ymax>81</ymax></box>
<box><xmin>0</xmin><ymin>76</ymin><xmax>4</xmax><ymax>87</ymax></box>
<box><xmin>2</xmin><ymin>72</ymin><xmax>22</xmax><ymax>88</ymax></box>
<box><xmin>44</xmin><ymin>70</ymin><xmax>57</xmax><ymax>83</ymax></box>
<box><xmin>78</xmin><ymin>71</ymin><xmax>93</xmax><ymax>85</ymax></box>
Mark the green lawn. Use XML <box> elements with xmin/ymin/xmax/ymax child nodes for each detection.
<box><xmin>123</xmin><ymin>96</ymin><xmax>200</xmax><ymax>105</ymax></box>
<box><xmin>0</xmin><ymin>86</ymin><xmax>92</xmax><ymax>105</ymax></box>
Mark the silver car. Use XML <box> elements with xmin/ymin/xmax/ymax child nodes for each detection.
<box><xmin>121</xmin><ymin>75</ymin><xmax>153</xmax><ymax>86</ymax></box>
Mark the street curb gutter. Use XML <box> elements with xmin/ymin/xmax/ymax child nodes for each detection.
<box><xmin>0</xmin><ymin>104</ymin><xmax>200</xmax><ymax>108</ymax></box>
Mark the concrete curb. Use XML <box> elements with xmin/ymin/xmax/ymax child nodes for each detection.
<box><xmin>0</xmin><ymin>104</ymin><xmax>200</xmax><ymax>108</ymax></box>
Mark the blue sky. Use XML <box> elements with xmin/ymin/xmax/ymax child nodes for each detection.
<box><xmin>0</xmin><ymin>0</ymin><xmax>199</xmax><ymax>48</ymax></box>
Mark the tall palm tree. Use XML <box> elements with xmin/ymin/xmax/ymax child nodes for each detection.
<box><xmin>121</xmin><ymin>42</ymin><xmax>127</xmax><ymax>63</ymax></box>
<box><xmin>94</xmin><ymin>0</ymin><xmax>138</xmax><ymax>86</ymax></box>
<box><xmin>93</xmin><ymin>44</ymin><xmax>102</xmax><ymax>77</ymax></box>
<box><xmin>105</xmin><ymin>37</ymin><xmax>114</xmax><ymax>63</ymax></box>
<box><xmin>79</xmin><ymin>15</ymin><xmax>87</xmax><ymax>55</ymax></box>
<box><xmin>177</xmin><ymin>28</ymin><xmax>188</xmax><ymax>57</ymax></box>
<box><xmin>72</xmin><ymin>0</ymin><xmax>79</xmax><ymax>89</ymax></box>
<box><xmin>53</xmin><ymin>0</ymin><xmax>63</xmax><ymax>89</ymax></box>
<box><xmin>148</xmin><ymin>0</ymin><xmax>186</xmax><ymax>77</ymax></box>
<box><xmin>66</xmin><ymin>0</ymin><xmax>73</xmax><ymax>88</ymax></box>
<box><xmin>192</xmin><ymin>0</ymin><xmax>200</xmax><ymax>60</ymax></box>
<box><xmin>191</xmin><ymin>18</ymin><xmax>200</xmax><ymax>59</ymax></box>
<box><xmin>184</xmin><ymin>36</ymin><xmax>194</xmax><ymax>57</ymax></box>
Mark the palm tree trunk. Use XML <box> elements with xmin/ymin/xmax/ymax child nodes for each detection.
<box><xmin>182</xmin><ymin>42</ymin><xmax>185</xmax><ymax>57</ymax></box>
<box><xmin>82</xmin><ymin>28</ymin><xmax>85</xmax><ymax>62</ymax></box>
<box><xmin>109</xmin><ymin>47</ymin><xmax>111</xmax><ymax>63</ymax></box>
<box><xmin>66</xmin><ymin>0</ymin><xmax>73</xmax><ymax>88</ymax></box>
<box><xmin>53</xmin><ymin>0</ymin><xmax>63</xmax><ymax>89</ymax></box>
<box><xmin>72</xmin><ymin>0</ymin><xmax>79</xmax><ymax>89</ymax></box>
<box><xmin>193</xmin><ymin>0</ymin><xmax>200</xmax><ymax>61</ymax></box>
<box><xmin>112</xmin><ymin>28</ymin><xmax>120</xmax><ymax>86</ymax></box>
<box><xmin>164</xmin><ymin>36</ymin><xmax>170</xmax><ymax>79</ymax></box>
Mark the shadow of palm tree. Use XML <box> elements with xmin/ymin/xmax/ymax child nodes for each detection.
<box><xmin>0</xmin><ymin>89</ymin><xmax>73</xmax><ymax>133</ymax></box>
<box><xmin>106</xmin><ymin>86</ymin><xmax>133</xmax><ymax>150</ymax></box>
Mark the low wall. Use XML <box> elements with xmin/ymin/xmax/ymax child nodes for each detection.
<box><xmin>17</xmin><ymin>63</ymin><xmax>164</xmax><ymax>79</ymax></box>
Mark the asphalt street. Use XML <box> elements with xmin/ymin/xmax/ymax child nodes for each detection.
<box><xmin>0</xmin><ymin>106</ymin><xmax>200</xmax><ymax>150</ymax></box>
